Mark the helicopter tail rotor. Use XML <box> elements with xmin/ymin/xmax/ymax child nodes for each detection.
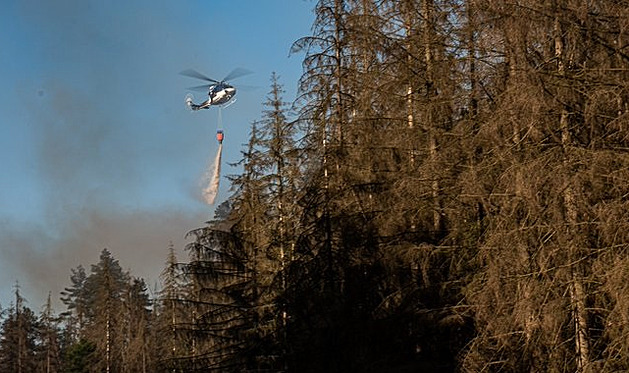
<box><xmin>185</xmin><ymin>93</ymin><xmax>195</xmax><ymax>110</ymax></box>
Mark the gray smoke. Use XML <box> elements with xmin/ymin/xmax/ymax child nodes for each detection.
<box><xmin>0</xmin><ymin>0</ymin><xmax>218</xmax><ymax>310</ymax></box>
<box><xmin>0</xmin><ymin>209</ymin><xmax>205</xmax><ymax>310</ymax></box>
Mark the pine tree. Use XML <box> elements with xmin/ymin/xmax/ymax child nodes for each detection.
<box><xmin>117</xmin><ymin>277</ymin><xmax>152</xmax><ymax>372</ymax></box>
<box><xmin>63</xmin><ymin>339</ymin><xmax>95</xmax><ymax>373</ymax></box>
<box><xmin>174</xmin><ymin>219</ymin><xmax>250</xmax><ymax>371</ymax></box>
<box><xmin>85</xmin><ymin>249</ymin><xmax>130</xmax><ymax>373</ymax></box>
<box><xmin>236</xmin><ymin>73</ymin><xmax>301</xmax><ymax>370</ymax></box>
<box><xmin>155</xmin><ymin>243</ymin><xmax>187</xmax><ymax>371</ymax></box>
<box><xmin>36</xmin><ymin>293</ymin><xmax>61</xmax><ymax>373</ymax></box>
<box><xmin>460</xmin><ymin>1</ymin><xmax>629</xmax><ymax>371</ymax></box>
<box><xmin>60</xmin><ymin>249</ymin><xmax>154</xmax><ymax>372</ymax></box>
<box><xmin>290</xmin><ymin>1</ymin><xmax>476</xmax><ymax>370</ymax></box>
<box><xmin>60</xmin><ymin>265</ymin><xmax>89</xmax><ymax>341</ymax></box>
<box><xmin>0</xmin><ymin>284</ymin><xmax>38</xmax><ymax>373</ymax></box>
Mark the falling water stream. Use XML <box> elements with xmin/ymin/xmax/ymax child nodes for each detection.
<box><xmin>202</xmin><ymin>108</ymin><xmax>223</xmax><ymax>205</ymax></box>
<box><xmin>202</xmin><ymin>142</ymin><xmax>222</xmax><ymax>205</ymax></box>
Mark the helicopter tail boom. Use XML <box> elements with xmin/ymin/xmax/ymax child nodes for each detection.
<box><xmin>185</xmin><ymin>96</ymin><xmax>209</xmax><ymax>111</ymax></box>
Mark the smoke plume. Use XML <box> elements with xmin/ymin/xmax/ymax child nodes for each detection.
<box><xmin>0</xmin><ymin>0</ymin><xmax>215</xmax><ymax>309</ymax></box>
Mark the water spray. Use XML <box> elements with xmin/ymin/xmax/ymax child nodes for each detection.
<box><xmin>202</xmin><ymin>142</ymin><xmax>222</xmax><ymax>205</ymax></box>
<box><xmin>201</xmin><ymin>108</ymin><xmax>224</xmax><ymax>205</ymax></box>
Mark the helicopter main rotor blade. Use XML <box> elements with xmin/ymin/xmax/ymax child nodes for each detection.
<box><xmin>223</xmin><ymin>67</ymin><xmax>253</xmax><ymax>82</ymax></box>
<box><xmin>187</xmin><ymin>84</ymin><xmax>213</xmax><ymax>92</ymax></box>
<box><xmin>180</xmin><ymin>69</ymin><xmax>219</xmax><ymax>83</ymax></box>
<box><xmin>236</xmin><ymin>84</ymin><xmax>260</xmax><ymax>91</ymax></box>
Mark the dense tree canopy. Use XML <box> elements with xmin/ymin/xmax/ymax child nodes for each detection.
<box><xmin>2</xmin><ymin>1</ymin><xmax>629</xmax><ymax>372</ymax></box>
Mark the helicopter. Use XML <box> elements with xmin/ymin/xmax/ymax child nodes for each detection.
<box><xmin>181</xmin><ymin>68</ymin><xmax>251</xmax><ymax>110</ymax></box>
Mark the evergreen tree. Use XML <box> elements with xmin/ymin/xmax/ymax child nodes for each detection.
<box><xmin>60</xmin><ymin>249</ymin><xmax>153</xmax><ymax>372</ymax></box>
<box><xmin>286</xmin><ymin>1</ymin><xmax>474</xmax><ymax>370</ymax></box>
<box><xmin>83</xmin><ymin>249</ymin><xmax>129</xmax><ymax>372</ymax></box>
<box><xmin>119</xmin><ymin>277</ymin><xmax>153</xmax><ymax>372</ymax></box>
<box><xmin>154</xmin><ymin>243</ymin><xmax>188</xmax><ymax>371</ymax></box>
<box><xmin>13</xmin><ymin>2</ymin><xmax>626</xmax><ymax>372</ymax></box>
<box><xmin>36</xmin><ymin>292</ymin><xmax>62</xmax><ymax>373</ymax></box>
<box><xmin>235</xmin><ymin>73</ymin><xmax>301</xmax><ymax>370</ymax></box>
<box><xmin>63</xmin><ymin>339</ymin><xmax>95</xmax><ymax>373</ymax></box>
<box><xmin>60</xmin><ymin>265</ymin><xmax>89</xmax><ymax>341</ymax></box>
<box><xmin>460</xmin><ymin>1</ymin><xmax>629</xmax><ymax>371</ymax></box>
<box><xmin>0</xmin><ymin>285</ymin><xmax>38</xmax><ymax>373</ymax></box>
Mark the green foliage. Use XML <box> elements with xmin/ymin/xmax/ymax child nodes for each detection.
<box><xmin>0</xmin><ymin>296</ymin><xmax>39</xmax><ymax>372</ymax></box>
<box><xmin>63</xmin><ymin>339</ymin><xmax>95</xmax><ymax>373</ymax></box>
<box><xmin>59</xmin><ymin>249</ymin><xmax>155</xmax><ymax>372</ymax></box>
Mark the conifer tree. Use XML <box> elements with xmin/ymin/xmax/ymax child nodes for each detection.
<box><xmin>286</xmin><ymin>0</ymin><xmax>474</xmax><ymax>370</ymax></box>
<box><xmin>240</xmin><ymin>73</ymin><xmax>300</xmax><ymax>370</ymax></box>
<box><xmin>0</xmin><ymin>284</ymin><xmax>38</xmax><ymax>373</ymax></box>
<box><xmin>85</xmin><ymin>249</ymin><xmax>129</xmax><ymax>372</ymax></box>
<box><xmin>119</xmin><ymin>277</ymin><xmax>152</xmax><ymax>372</ymax></box>
<box><xmin>60</xmin><ymin>249</ymin><xmax>153</xmax><ymax>372</ymax></box>
<box><xmin>155</xmin><ymin>243</ymin><xmax>188</xmax><ymax>371</ymax></box>
<box><xmin>22</xmin><ymin>2</ymin><xmax>623</xmax><ymax>372</ymax></box>
<box><xmin>460</xmin><ymin>1</ymin><xmax>629</xmax><ymax>371</ymax></box>
<box><xmin>173</xmin><ymin>218</ymin><xmax>250</xmax><ymax>371</ymax></box>
<box><xmin>37</xmin><ymin>292</ymin><xmax>61</xmax><ymax>373</ymax></box>
<box><xmin>60</xmin><ymin>265</ymin><xmax>89</xmax><ymax>341</ymax></box>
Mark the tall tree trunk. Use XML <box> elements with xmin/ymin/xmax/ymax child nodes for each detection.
<box><xmin>423</xmin><ymin>0</ymin><xmax>442</xmax><ymax>234</ymax></box>
<box><xmin>467</xmin><ymin>0</ymin><xmax>478</xmax><ymax>121</ymax></box>
<box><xmin>403</xmin><ymin>0</ymin><xmax>415</xmax><ymax>131</ymax></box>
<box><xmin>402</xmin><ymin>0</ymin><xmax>416</xmax><ymax>172</ymax></box>
<box><xmin>16</xmin><ymin>290</ymin><xmax>23</xmax><ymax>373</ymax></box>
<box><xmin>554</xmin><ymin>4</ymin><xmax>590</xmax><ymax>371</ymax></box>
<box><xmin>334</xmin><ymin>0</ymin><xmax>345</xmax><ymax>147</ymax></box>
<box><xmin>106</xmin><ymin>313</ymin><xmax>110</xmax><ymax>373</ymax></box>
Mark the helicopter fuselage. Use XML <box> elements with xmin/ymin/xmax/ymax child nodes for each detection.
<box><xmin>208</xmin><ymin>84</ymin><xmax>236</xmax><ymax>106</ymax></box>
<box><xmin>181</xmin><ymin>68</ymin><xmax>248</xmax><ymax>110</ymax></box>
<box><xmin>186</xmin><ymin>84</ymin><xmax>236</xmax><ymax>111</ymax></box>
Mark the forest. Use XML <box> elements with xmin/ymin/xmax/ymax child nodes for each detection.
<box><xmin>3</xmin><ymin>0</ymin><xmax>629</xmax><ymax>371</ymax></box>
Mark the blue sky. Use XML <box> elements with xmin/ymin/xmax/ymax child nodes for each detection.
<box><xmin>0</xmin><ymin>0</ymin><xmax>314</xmax><ymax>309</ymax></box>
